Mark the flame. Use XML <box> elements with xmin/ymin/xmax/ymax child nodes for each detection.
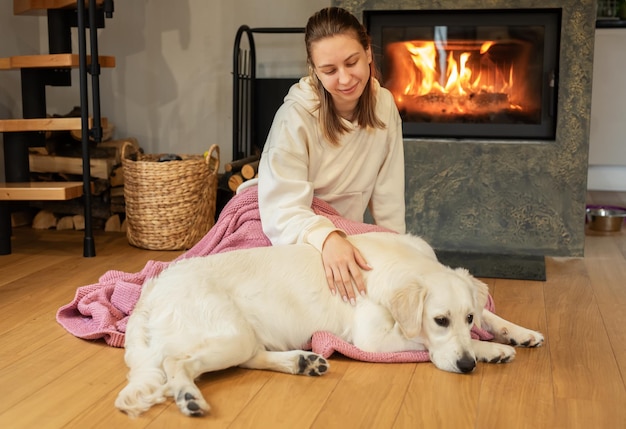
<box><xmin>480</xmin><ymin>41</ymin><xmax>494</xmax><ymax>54</ymax></box>
<box><xmin>385</xmin><ymin>39</ymin><xmax>522</xmax><ymax>115</ymax></box>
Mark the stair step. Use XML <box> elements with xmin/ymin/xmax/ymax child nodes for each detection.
<box><xmin>0</xmin><ymin>117</ymin><xmax>108</xmax><ymax>132</ymax></box>
<box><xmin>14</xmin><ymin>0</ymin><xmax>105</xmax><ymax>15</ymax></box>
<box><xmin>0</xmin><ymin>181</ymin><xmax>83</xmax><ymax>201</ymax></box>
<box><xmin>0</xmin><ymin>54</ymin><xmax>115</xmax><ymax>70</ymax></box>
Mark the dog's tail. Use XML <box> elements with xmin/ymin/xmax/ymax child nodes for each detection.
<box><xmin>115</xmin><ymin>296</ymin><xmax>167</xmax><ymax>418</ymax></box>
<box><xmin>115</xmin><ymin>367</ymin><xmax>167</xmax><ymax>418</ymax></box>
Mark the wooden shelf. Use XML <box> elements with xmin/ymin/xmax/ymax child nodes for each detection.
<box><xmin>0</xmin><ymin>181</ymin><xmax>83</xmax><ymax>201</ymax></box>
<box><xmin>0</xmin><ymin>117</ymin><xmax>108</xmax><ymax>132</ymax></box>
<box><xmin>14</xmin><ymin>0</ymin><xmax>105</xmax><ymax>15</ymax></box>
<box><xmin>0</xmin><ymin>54</ymin><xmax>115</xmax><ymax>70</ymax></box>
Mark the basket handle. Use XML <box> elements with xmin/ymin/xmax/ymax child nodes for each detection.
<box><xmin>205</xmin><ymin>144</ymin><xmax>220</xmax><ymax>174</ymax></box>
<box><xmin>121</xmin><ymin>141</ymin><xmax>139</xmax><ymax>160</ymax></box>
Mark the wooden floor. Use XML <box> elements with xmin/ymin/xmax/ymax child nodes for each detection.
<box><xmin>1</xmin><ymin>191</ymin><xmax>625</xmax><ymax>429</ymax></box>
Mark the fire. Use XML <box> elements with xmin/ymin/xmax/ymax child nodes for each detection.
<box><xmin>385</xmin><ymin>39</ymin><xmax>525</xmax><ymax>116</ymax></box>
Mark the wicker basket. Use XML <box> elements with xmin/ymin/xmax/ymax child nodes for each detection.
<box><xmin>122</xmin><ymin>143</ymin><xmax>220</xmax><ymax>250</ymax></box>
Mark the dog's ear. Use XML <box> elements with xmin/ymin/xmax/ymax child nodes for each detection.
<box><xmin>388</xmin><ymin>281</ymin><xmax>427</xmax><ymax>338</ymax></box>
<box><xmin>454</xmin><ymin>268</ymin><xmax>489</xmax><ymax>327</ymax></box>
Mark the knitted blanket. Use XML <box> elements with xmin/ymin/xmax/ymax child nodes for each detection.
<box><xmin>56</xmin><ymin>186</ymin><xmax>494</xmax><ymax>362</ymax></box>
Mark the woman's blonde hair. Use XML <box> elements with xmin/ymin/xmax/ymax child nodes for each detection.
<box><xmin>305</xmin><ymin>7</ymin><xmax>385</xmax><ymax>145</ymax></box>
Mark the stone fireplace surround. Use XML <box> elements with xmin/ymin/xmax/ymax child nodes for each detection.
<box><xmin>334</xmin><ymin>0</ymin><xmax>596</xmax><ymax>279</ymax></box>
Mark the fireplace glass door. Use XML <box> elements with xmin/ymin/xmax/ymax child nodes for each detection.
<box><xmin>366</xmin><ymin>9</ymin><xmax>561</xmax><ymax>140</ymax></box>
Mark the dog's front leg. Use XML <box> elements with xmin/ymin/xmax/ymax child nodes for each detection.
<box><xmin>480</xmin><ymin>309</ymin><xmax>544</xmax><ymax>348</ymax></box>
<box><xmin>471</xmin><ymin>339</ymin><xmax>516</xmax><ymax>364</ymax></box>
<box><xmin>352</xmin><ymin>302</ymin><xmax>427</xmax><ymax>353</ymax></box>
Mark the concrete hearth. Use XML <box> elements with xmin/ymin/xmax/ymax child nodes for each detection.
<box><xmin>334</xmin><ymin>0</ymin><xmax>596</xmax><ymax>279</ymax></box>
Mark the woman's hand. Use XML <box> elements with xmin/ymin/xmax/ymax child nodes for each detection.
<box><xmin>321</xmin><ymin>231</ymin><xmax>372</xmax><ymax>305</ymax></box>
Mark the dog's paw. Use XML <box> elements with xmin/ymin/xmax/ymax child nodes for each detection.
<box><xmin>473</xmin><ymin>341</ymin><xmax>516</xmax><ymax>364</ymax></box>
<box><xmin>175</xmin><ymin>390</ymin><xmax>210</xmax><ymax>417</ymax></box>
<box><xmin>494</xmin><ymin>326</ymin><xmax>545</xmax><ymax>348</ymax></box>
<box><xmin>297</xmin><ymin>353</ymin><xmax>329</xmax><ymax>376</ymax></box>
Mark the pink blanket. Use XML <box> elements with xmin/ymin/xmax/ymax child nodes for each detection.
<box><xmin>56</xmin><ymin>186</ymin><xmax>494</xmax><ymax>362</ymax></box>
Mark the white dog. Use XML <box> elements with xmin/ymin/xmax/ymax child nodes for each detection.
<box><xmin>115</xmin><ymin>232</ymin><xmax>544</xmax><ymax>418</ymax></box>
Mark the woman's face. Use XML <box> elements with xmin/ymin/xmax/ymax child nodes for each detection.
<box><xmin>310</xmin><ymin>33</ymin><xmax>372</xmax><ymax>117</ymax></box>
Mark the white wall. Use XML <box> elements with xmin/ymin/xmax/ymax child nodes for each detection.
<box><xmin>0</xmin><ymin>0</ymin><xmax>328</xmax><ymax>178</ymax></box>
<box><xmin>587</xmin><ymin>28</ymin><xmax>626</xmax><ymax>191</ymax></box>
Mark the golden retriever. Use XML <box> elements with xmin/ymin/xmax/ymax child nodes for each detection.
<box><xmin>115</xmin><ymin>232</ymin><xmax>544</xmax><ymax>417</ymax></box>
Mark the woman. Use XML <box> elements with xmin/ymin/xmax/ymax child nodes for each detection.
<box><xmin>257</xmin><ymin>7</ymin><xmax>406</xmax><ymax>304</ymax></box>
<box><xmin>56</xmin><ymin>7</ymin><xmax>406</xmax><ymax>347</ymax></box>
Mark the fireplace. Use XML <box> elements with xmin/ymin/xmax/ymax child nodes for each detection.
<box><xmin>334</xmin><ymin>0</ymin><xmax>596</xmax><ymax>280</ymax></box>
<box><xmin>366</xmin><ymin>9</ymin><xmax>561</xmax><ymax>140</ymax></box>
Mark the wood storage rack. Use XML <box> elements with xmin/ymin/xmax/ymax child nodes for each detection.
<box><xmin>122</xmin><ymin>143</ymin><xmax>220</xmax><ymax>250</ymax></box>
<box><xmin>232</xmin><ymin>26</ymin><xmax>304</xmax><ymax>161</ymax></box>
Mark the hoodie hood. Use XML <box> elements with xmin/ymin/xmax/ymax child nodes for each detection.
<box><xmin>284</xmin><ymin>76</ymin><xmax>382</xmax><ymax>115</ymax></box>
<box><xmin>283</xmin><ymin>77</ymin><xmax>320</xmax><ymax>113</ymax></box>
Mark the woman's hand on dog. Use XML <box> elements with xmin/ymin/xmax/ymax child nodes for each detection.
<box><xmin>322</xmin><ymin>231</ymin><xmax>372</xmax><ymax>305</ymax></box>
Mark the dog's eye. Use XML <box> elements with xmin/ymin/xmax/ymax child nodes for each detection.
<box><xmin>467</xmin><ymin>314</ymin><xmax>474</xmax><ymax>325</ymax></box>
<box><xmin>434</xmin><ymin>317</ymin><xmax>449</xmax><ymax>327</ymax></box>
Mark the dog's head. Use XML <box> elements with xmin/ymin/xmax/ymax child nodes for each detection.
<box><xmin>386</xmin><ymin>266</ymin><xmax>489</xmax><ymax>374</ymax></box>
<box><xmin>353</xmin><ymin>232</ymin><xmax>490</xmax><ymax>373</ymax></box>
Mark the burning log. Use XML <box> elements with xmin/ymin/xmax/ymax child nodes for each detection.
<box><xmin>416</xmin><ymin>91</ymin><xmax>509</xmax><ymax>114</ymax></box>
<box><xmin>384</xmin><ymin>38</ymin><xmax>536</xmax><ymax>123</ymax></box>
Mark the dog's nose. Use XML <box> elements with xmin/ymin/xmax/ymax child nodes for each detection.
<box><xmin>456</xmin><ymin>354</ymin><xmax>476</xmax><ymax>373</ymax></box>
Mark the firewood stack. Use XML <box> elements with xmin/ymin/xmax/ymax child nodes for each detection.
<box><xmin>21</xmin><ymin>118</ymin><xmax>140</xmax><ymax>232</ymax></box>
<box><xmin>224</xmin><ymin>154</ymin><xmax>260</xmax><ymax>192</ymax></box>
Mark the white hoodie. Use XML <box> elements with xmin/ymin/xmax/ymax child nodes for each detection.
<box><xmin>257</xmin><ymin>76</ymin><xmax>406</xmax><ymax>252</ymax></box>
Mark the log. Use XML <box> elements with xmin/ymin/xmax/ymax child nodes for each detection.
<box><xmin>109</xmin><ymin>165</ymin><xmax>125</xmax><ymax>187</ymax></box>
<box><xmin>227</xmin><ymin>173</ymin><xmax>244</xmax><ymax>192</ymax></box>
<box><xmin>56</xmin><ymin>216</ymin><xmax>75</xmax><ymax>230</ymax></box>
<box><xmin>110</xmin><ymin>202</ymin><xmax>125</xmax><ymax>214</ymax></box>
<box><xmin>241</xmin><ymin>160</ymin><xmax>259</xmax><ymax>180</ymax></box>
<box><xmin>91</xmin><ymin>178</ymin><xmax>109</xmax><ymax>195</ymax></box>
<box><xmin>105</xmin><ymin>214</ymin><xmax>121</xmax><ymax>232</ymax></box>
<box><xmin>29</xmin><ymin>152</ymin><xmax>115</xmax><ymax>179</ymax></box>
<box><xmin>73</xmin><ymin>215</ymin><xmax>85</xmax><ymax>230</ymax></box>
<box><xmin>11</xmin><ymin>211</ymin><xmax>33</xmax><ymax>227</ymax></box>
<box><xmin>110</xmin><ymin>186</ymin><xmax>124</xmax><ymax>198</ymax></box>
<box><xmin>32</xmin><ymin>210</ymin><xmax>57</xmax><ymax>229</ymax></box>
<box><xmin>69</xmin><ymin>123</ymin><xmax>114</xmax><ymax>143</ymax></box>
<box><xmin>31</xmin><ymin>199</ymin><xmax>112</xmax><ymax>219</ymax></box>
<box><xmin>98</xmin><ymin>137</ymin><xmax>139</xmax><ymax>164</ymax></box>
<box><xmin>224</xmin><ymin>155</ymin><xmax>259</xmax><ymax>173</ymax></box>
